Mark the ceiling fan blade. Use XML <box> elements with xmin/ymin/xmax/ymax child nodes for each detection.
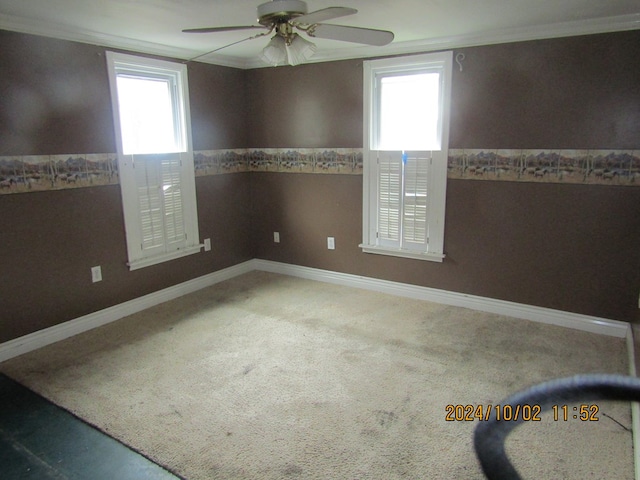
<box><xmin>293</xmin><ymin>7</ymin><xmax>357</xmax><ymax>25</ymax></box>
<box><xmin>189</xmin><ymin>30</ymin><xmax>270</xmax><ymax>62</ymax></box>
<box><xmin>308</xmin><ymin>24</ymin><xmax>394</xmax><ymax>46</ymax></box>
<box><xmin>183</xmin><ymin>26</ymin><xmax>266</xmax><ymax>34</ymax></box>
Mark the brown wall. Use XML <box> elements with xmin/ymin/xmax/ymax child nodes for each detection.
<box><xmin>249</xmin><ymin>30</ymin><xmax>640</xmax><ymax>323</ymax></box>
<box><xmin>188</xmin><ymin>61</ymin><xmax>249</xmax><ymax>149</ymax></box>
<box><xmin>0</xmin><ymin>31</ymin><xmax>253</xmax><ymax>343</ymax></box>
<box><xmin>1</xmin><ymin>29</ymin><xmax>639</xmax><ymax>345</ymax></box>
<box><xmin>450</xmin><ymin>32</ymin><xmax>640</xmax><ymax>149</ymax></box>
<box><xmin>0</xmin><ymin>31</ymin><xmax>115</xmax><ymax>155</ymax></box>
<box><xmin>246</xmin><ymin>59</ymin><xmax>363</xmax><ymax>148</ymax></box>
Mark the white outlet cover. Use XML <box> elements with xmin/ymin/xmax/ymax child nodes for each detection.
<box><xmin>274</xmin><ymin>232</ymin><xmax>280</xmax><ymax>243</ymax></box>
<box><xmin>327</xmin><ymin>237</ymin><xmax>335</xmax><ymax>250</ymax></box>
<box><xmin>204</xmin><ymin>238</ymin><xmax>211</xmax><ymax>251</ymax></box>
<box><xmin>91</xmin><ymin>266</ymin><xmax>102</xmax><ymax>283</ymax></box>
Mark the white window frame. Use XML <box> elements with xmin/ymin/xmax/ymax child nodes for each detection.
<box><xmin>106</xmin><ymin>52</ymin><xmax>201</xmax><ymax>270</ymax></box>
<box><xmin>360</xmin><ymin>51</ymin><xmax>453</xmax><ymax>262</ymax></box>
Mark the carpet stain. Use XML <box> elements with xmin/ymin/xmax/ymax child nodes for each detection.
<box><xmin>360</xmin><ymin>427</ymin><xmax>378</xmax><ymax>437</ymax></box>
<box><xmin>282</xmin><ymin>464</ymin><xmax>304</xmax><ymax>476</ymax></box>
<box><xmin>374</xmin><ymin>410</ymin><xmax>399</xmax><ymax>428</ymax></box>
<box><xmin>156</xmin><ymin>406</ymin><xmax>183</xmax><ymax>418</ymax></box>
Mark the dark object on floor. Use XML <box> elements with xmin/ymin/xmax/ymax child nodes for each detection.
<box><xmin>0</xmin><ymin>373</ymin><xmax>180</xmax><ymax>479</ymax></box>
<box><xmin>474</xmin><ymin>374</ymin><xmax>640</xmax><ymax>480</ymax></box>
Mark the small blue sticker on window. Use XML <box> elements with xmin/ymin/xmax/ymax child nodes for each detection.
<box><xmin>402</xmin><ymin>152</ymin><xmax>408</xmax><ymax>164</ymax></box>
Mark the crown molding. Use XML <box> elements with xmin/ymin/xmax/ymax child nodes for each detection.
<box><xmin>1</xmin><ymin>12</ymin><xmax>638</xmax><ymax>70</ymax></box>
<box><xmin>0</xmin><ymin>13</ymin><xmax>195</xmax><ymax>61</ymax></box>
<box><xmin>192</xmin><ymin>53</ymin><xmax>255</xmax><ymax>69</ymax></box>
<box><xmin>247</xmin><ymin>13</ymin><xmax>640</xmax><ymax>68</ymax></box>
<box><xmin>219</xmin><ymin>12</ymin><xmax>640</xmax><ymax>69</ymax></box>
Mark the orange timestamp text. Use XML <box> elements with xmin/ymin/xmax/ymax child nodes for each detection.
<box><xmin>445</xmin><ymin>404</ymin><xmax>542</xmax><ymax>422</ymax></box>
<box><xmin>445</xmin><ymin>403</ymin><xmax>601</xmax><ymax>422</ymax></box>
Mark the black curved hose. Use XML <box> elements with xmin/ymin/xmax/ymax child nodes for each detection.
<box><xmin>474</xmin><ymin>374</ymin><xmax>640</xmax><ymax>480</ymax></box>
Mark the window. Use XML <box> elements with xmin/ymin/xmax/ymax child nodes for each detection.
<box><xmin>106</xmin><ymin>52</ymin><xmax>201</xmax><ymax>270</ymax></box>
<box><xmin>361</xmin><ymin>51</ymin><xmax>453</xmax><ymax>262</ymax></box>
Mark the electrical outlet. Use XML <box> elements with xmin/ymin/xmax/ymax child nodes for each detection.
<box><xmin>327</xmin><ymin>237</ymin><xmax>335</xmax><ymax>250</ymax></box>
<box><xmin>91</xmin><ymin>266</ymin><xmax>102</xmax><ymax>283</ymax></box>
<box><xmin>204</xmin><ymin>238</ymin><xmax>211</xmax><ymax>252</ymax></box>
<box><xmin>274</xmin><ymin>232</ymin><xmax>280</xmax><ymax>243</ymax></box>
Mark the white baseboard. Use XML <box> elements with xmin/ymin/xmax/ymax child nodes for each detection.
<box><xmin>0</xmin><ymin>261</ymin><xmax>254</xmax><ymax>363</ymax></box>
<box><xmin>0</xmin><ymin>259</ymin><xmax>630</xmax><ymax>364</ymax></box>
<box><xmin>251</xmin><ymin>259</ymin><xmax>631</xmax><ymax>338</ymax></box>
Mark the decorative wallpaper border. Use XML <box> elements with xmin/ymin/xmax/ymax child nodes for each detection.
<box><xmin>0</xmin><ymin>149</ymin><xmax>363</xmax><ymax>195</ymax></box>
<box><xmin>448</xmin><ymin>149</ymin><xmax>640</xmax><ymax>186</ymax></box>
<box><xmin>0</xmin><ymin>153</ymin><xmax>119</xmax><ymax>194</ymax></box>
<box><xmin>1</xmin><ymin>148</ymin><xmax>638</xmax><ymax>195</ymax></box>
<box><xmin>194</xmin><ymin>148</ymin><xmax>363</xmax><ymax>175</ymax></box>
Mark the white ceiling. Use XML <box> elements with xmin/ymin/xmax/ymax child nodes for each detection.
<box><xmin>0</xmin><ymin>0</ymin><xmax>639</xmax><ymax>68</ymax></box>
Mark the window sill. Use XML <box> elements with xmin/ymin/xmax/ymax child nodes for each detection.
<box><xmin>127</xmin><ymin>244</ymin><xmax>204</xmax><ymax>271</ymax></box>
<box><xmin>359</xmin><ymin>244</ymin><xmax>445</xmax><ymax>263</ymax></box>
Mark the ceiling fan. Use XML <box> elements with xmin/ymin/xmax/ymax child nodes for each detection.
<box><xmin>183</xmin><ymin>0</ymin><xmax>394</xmax><ymax>66</ymax></box>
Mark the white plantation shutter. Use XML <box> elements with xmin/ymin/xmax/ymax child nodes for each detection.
<box><xmin>159</xmin><ymin>155</ymin><xmax>185</xmax><ymax>246</ymax></box>
<box><xmin>134</xmin><ymin>153</ymin><xmax>186</xmax><ymax>256</ymax></box>
<box><xmin>135</xmin><ymin>156</ymin><xmax>163</xmax><ymax>252</ymax></box>
<box><xmin>402</xmin><ymin>152</ymin><xmax>429</xmax><ymax>248</ymax></box>
<box><xmin>377</xmin><ymin>151</ymin><xmax>401</xmax><ymax>244</ymax></box>
<box><xmin>375</xmin><ymin>151</ymin><xmax>430</xmax><ymax>252</ymax></box>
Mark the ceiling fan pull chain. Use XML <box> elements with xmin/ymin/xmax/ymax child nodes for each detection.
<box><xmin>187</xmin><ymin>28</ymin><xmax>273</xmax><ymax>62</ymax></box>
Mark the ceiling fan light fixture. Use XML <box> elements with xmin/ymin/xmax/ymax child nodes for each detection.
<box><xmin>260</xmin><ymin>35</ymin><xmax>288</xmax><ymax>66</ymax></box>
<box><xmin>260</xmin><ymin>32</ymin><xmax>316</xmax><ymax>67</ymax></box>
<box><xmin>285</xmin><ymin>33</ymin><xmax>317</xmax><ymax>66</ymax></box>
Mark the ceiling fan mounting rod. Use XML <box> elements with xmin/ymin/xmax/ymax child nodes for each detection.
<box><xmin>274</xmin><ymin>22</ymin><xmax>298</xmax><ymax>45</ymax></box>
<box><xmin>257</xmin><ymin>0</ymin><xmax>307</xmax><ymax>26</ymax></box>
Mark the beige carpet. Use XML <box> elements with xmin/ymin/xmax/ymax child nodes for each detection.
<box><xmin>0</xmin><ymin>271</ymin><xmax>634</xmax><ymax>479</ymax></box>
